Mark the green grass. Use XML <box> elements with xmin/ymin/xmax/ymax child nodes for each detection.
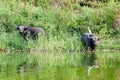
<box><xmin>0</xmin><ymin>31</ymin><xmax>120</xmax><ymax>51</ymax></box>
<box><xmin>0</xmin><ymin>1</ymin><xmax>120</xmax><ymax>80</ymax></box>
<box><xmin>0</xmin><ymin>0</ymin><xmax>118</xmax><ymax>33</ymax></box>
<box><xmin>0</xmin><ymin>1</ymin><xmax>119</xmax><ymax>51</ymax></box>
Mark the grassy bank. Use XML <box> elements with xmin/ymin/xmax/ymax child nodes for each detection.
<box><xmin>0</xmin><ymin>0</ymin><xmax>120</xmax><ymax>50</ymax></box>
<box><xmin>1</xmin><ymin>31</ymin><xmax>120</xmax><ymax>51</ymax></box>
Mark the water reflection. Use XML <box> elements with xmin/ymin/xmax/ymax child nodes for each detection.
<box><xmin>81</xmin><ymin>52</ymin><xmax>100</xmax><ymax>75</ymax></box>
<box><xmin>81</xmin><ymin>53</ymin><xmax>99</xmax><ymax>67</ymax></box>
<box><xmin>0</xmin><ymin>51</ymin><xmax>119</xmax><ymax>80</ymax></box>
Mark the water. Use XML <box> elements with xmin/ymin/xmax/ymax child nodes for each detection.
<box><xmin>0</xmin><ymin>51</ymin><xmax>119</xmax><ymax>80</ymax></box>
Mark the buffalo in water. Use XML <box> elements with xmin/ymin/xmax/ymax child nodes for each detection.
<box><xmin>16</xmin><ymin>26</ymin><xmax>45</xmax><ymax>41</ymax></box>
<box><xmin>81</xmin><ymin>28</ymin><xmax>100</xmax><ymax>52</ymax></box>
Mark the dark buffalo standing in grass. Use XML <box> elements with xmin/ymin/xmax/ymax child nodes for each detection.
<box><xmin>81</xmin><ymin>28</ymin><xmax>100</xmax><ymax>52</ymax></box>
<box><xmin>16</xmin><ymin>26</ymin><xmax>45</xmax><ymax>41</ymax></box>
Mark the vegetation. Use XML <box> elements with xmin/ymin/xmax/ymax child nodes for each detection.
<box><xmin>0</xmin><ymin>1</ymin><xmax>120</xmax><ymax>80</ymax></box>
<box><xmin>0</xmin><ymin>0</ymin><xmax>120</xmax><ymax>50</ymax></box>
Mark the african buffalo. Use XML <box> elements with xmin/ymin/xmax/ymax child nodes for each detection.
<box><xmin>16</xmin><ymin>26</ymin><xmax>45</xmax><ymax>41</ymax></box>
<box><xmin>81</xmin><ymin>28</ymin><xmax>100</xmax><ymax>52</ymax></box>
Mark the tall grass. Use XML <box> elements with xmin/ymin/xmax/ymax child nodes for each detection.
<box><xmin>0</xmin><ymin>0</ymin><xmax>118</xmax><ymax>33</ymax></box>
<box><xmin>0</xmin><ymin>0</ymin><xmax>119</xmax><ymax>50</ymax></box>
<box><xmin>1</xmin><ymin>30</ymin><xmax>120</xmax><ymax>51</ymax></box>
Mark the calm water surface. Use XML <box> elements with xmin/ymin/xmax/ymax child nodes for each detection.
<box><xmin>0</xmin><ymin>51</ymin><xmax>120</xmax><ymax>80</ymax></box>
